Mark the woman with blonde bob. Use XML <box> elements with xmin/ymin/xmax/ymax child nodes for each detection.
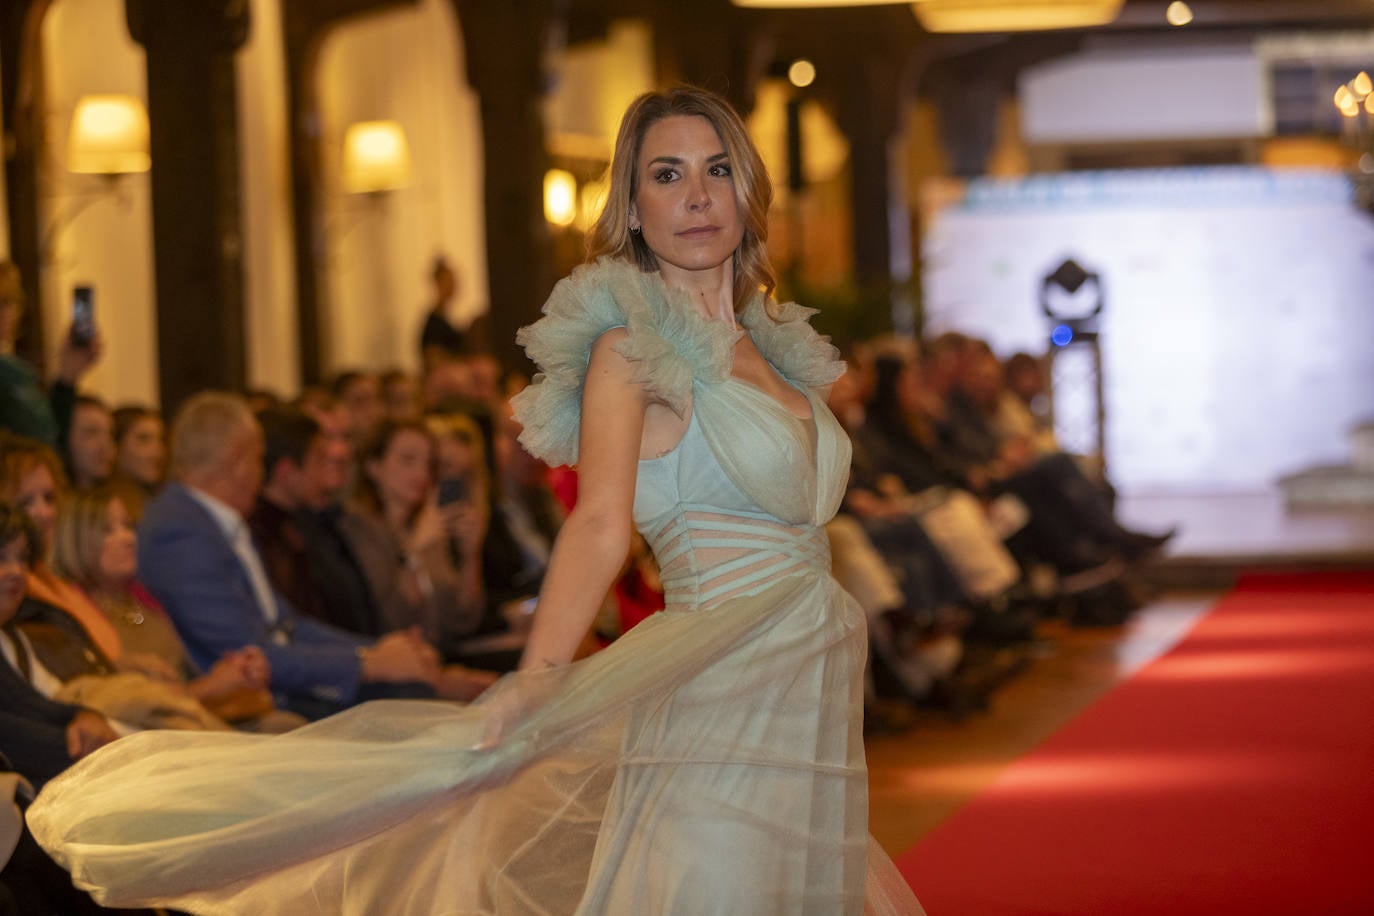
<box><xmin>51</xmin><ymin>488</ymin><xmax>301</xmax><ymax>731</ymax></box>
<box><xmin>29</xmin><ymin>86</ymin><xmax>924</xmax><ymax>915</ymax></box>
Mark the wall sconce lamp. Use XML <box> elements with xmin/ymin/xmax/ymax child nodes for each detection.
<box><xmin>43</xmin><ymin>94</ymin><xmax>151</xmax><ymax>260</ymax></box>
<box><xmin>342</xmin><ymin>120</ymin><xmax>413</xmax><ymax>194</ymax></box>
<box><xmin>542</xmin><ymin>170</ymin><xmax>609</xmax><ymax>232</ymax></box>
<box><xmin>544</xmin><ymin>169</ymin><xmax>577</xmax><ymax>228</ymax></box>
<box><xmin>67</xmin><ymin>94</ymin><xmax>151</xmax><ymax>176</ymax></box>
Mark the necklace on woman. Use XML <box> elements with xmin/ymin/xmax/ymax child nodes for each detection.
<box><xmin>98</xmin><ymin>592</ymin><xmax>145</xmax><ymax>627</ymax></box>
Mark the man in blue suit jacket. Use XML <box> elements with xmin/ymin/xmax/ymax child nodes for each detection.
<box><xmin>138</xmin><ymin>393</ymin><xmax>441</xmax><ymax>719</ymax></box>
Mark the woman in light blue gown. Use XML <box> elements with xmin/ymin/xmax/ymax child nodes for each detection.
<box><xmin>28</xmin><ymin>86</ymin><xmax>923</xmax><ymax>915</ymax></box>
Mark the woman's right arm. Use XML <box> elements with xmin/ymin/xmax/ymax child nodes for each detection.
<box><xmin>517</xmin><ymin>328</ymin><xmax>646</xmax><ymax>671</ymax></box>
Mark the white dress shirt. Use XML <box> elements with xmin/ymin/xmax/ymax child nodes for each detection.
<box><xmin>186</xmin><ymin>487</ymin><xmax>280</xmax><ymax>626</ymax></box>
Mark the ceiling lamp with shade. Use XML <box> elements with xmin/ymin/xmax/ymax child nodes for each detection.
<box><xmin>912</xmin><ymin>0</ymin><xmax>1125</xmax><ymax>33</ymax></box>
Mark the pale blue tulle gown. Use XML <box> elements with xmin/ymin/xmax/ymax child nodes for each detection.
<box><xmin>28</xmin><ymin>258</ymin><xmax>924</xmax><ymax>915</ymax></box>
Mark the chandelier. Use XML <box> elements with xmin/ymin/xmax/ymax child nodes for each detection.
<box><xmin>1334</xmin><ymin>71</ymin><xmax>1374</xmax><ymax>211</ymax></box>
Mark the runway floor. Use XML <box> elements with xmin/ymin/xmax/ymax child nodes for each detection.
<box><xmin>868</xmin><ymin>489</ymin><xmax>1374</xmax><ymax>856</ymax></box>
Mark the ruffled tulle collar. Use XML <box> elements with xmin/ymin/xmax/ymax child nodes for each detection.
<box><xmin>621</xmin><ymin>262</ymin><xmax>845</xmax><ymax>391</ymax></box>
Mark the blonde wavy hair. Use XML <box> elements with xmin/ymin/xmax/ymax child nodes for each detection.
<box><xmin>51</xmin><ymin>487</ymin><xmax>125</xmax><ymax>589</ymax></box>
<box><xmin>586</xmin><ymin>86</ymin><xmax>778</xmax><ymax>318</ymax></box>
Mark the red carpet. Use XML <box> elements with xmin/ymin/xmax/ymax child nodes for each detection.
<box><xmin>896</xmin><ymin>572</ymin><xmax>1374</xmax><ymax>915</ymax></box>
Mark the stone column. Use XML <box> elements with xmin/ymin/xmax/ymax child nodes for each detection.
<box><xmin>454</xmin><ymin>0</ymin><xmax>556</xmax><ymax>372</ymax></box>
<box><xmin>127</xmin><ymin>0</ymin><xmax>250</xmax><ymax>413</ymax></box>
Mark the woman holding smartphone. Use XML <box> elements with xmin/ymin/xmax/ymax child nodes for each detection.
<box><xmin>339</xmin><ymin>418</ymin><xmax>487</xmax><ymax>661</ymax></box>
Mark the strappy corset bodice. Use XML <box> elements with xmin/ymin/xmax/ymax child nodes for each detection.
<box><xmin>634</xmin><ymin>392</ymin><xmax>848</xmax><ymax>613</ymax></box>
<box><xmin>647</xmin><ymin>507</ymin><xmax>832</xmax><ymax>612</ymax></box>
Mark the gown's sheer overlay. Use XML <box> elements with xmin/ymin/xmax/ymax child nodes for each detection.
<box><xmin>28</xmin><ymin>258</ymin><xmax>924</xmax><ymax>915</ymax></box>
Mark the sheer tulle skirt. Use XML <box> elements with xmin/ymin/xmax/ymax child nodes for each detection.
<box><xmin>29</xmin><ymin>572</ymin><xmax>923</xmax><ymax>915</ymax></box>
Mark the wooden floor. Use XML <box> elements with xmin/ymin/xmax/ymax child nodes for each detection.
<box><xmin>866</xmin><ymin>489</ymin><xmax>1374</xmax><ymax>858</ymax></box>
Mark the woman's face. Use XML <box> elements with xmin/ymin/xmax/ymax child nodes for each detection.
<box><xmin>96</xmin><ymin>498</ymin><xmax>138</xmax><ymax>587</ymax></box>
<box><xmin>368</xmin><ymin>429</ymin><xmax>433</xmax><ymax>513</ymax></box>
<box><xmin>0</xmin><ymin>535</ymin><xmax>29</xmax><ymax>623</ymax></box>
<box><xmin>342</xmin><ymin>377</ymin><xmax>383</xmax><ymax>440</ymax></box>
<box><xmin>631</xmin><ymin>115</ymin><xmax>744</xmax><ymax>285</ymax></box>
<box><xmin>435</xmin><ymin>433</ymin><xmax>478</xmax><ymax>483</ymax></box>
<box><xmin>384</xmin><ymin>377</ymin><xmax>418</xmax><ymax>421</ymax></box>
<box><xmin>117</xmin><ymin>416</ymin><xmax>167</xmax><ymax>486</ymax></box>
<box><xmin>14</xmin><ymin>463</ymin><xmax>58</xmax><ymax>553</ymax></box>
<box><xmin>69</xmin><ymin>404</ymin><xmax>116</xmax><ymax>486</ymax></box>
<box><xmin>964</xmin><ymin>352</ymin><xmax>1004</xmax><ymax>408</ymax></box>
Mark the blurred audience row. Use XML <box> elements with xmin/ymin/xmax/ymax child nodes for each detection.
<box><xmin>826</xmin><ymin>331</ymin><xmax>1172</xmax><ymax>725</ymax></box>
<box><xmin>0</xmin><ymin>256</ymin><xmax>1171</xmax><ymax>909</ymax></box>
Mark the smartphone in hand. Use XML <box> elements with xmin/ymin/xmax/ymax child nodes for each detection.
<box><xmin>437</xmin><ymin>476</ymin><xmax>469</xmax><ymax>507</ymax></box>
<box><xmin>70</xmin><ymin>285</ymin><xmax>95</xmax><ymax>347</ymax></box>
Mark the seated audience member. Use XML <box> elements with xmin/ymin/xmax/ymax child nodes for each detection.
<box><xmin>423</xmin><ymin>359</ymin><xmax>478</xmax><ymax>414</ymax></box>
<box><xmin>243</xmin><ymin>389</ymin><xmax>282</xmax><ymax>415</ymax></box>
<box><xmin>0</xmin><ymin>434</ymin><xmax>123</xmax><ymax>661</ymax></box>
<box><xmin>0</xmin><ymin>513</ymin><xmax>131</xmax><ymax>916</ymax></box>
<box><xmin>0</xmin><ymin>503</ymin><xmax>119</xmax><ymax>788</ymax></box>
<box><xmin>380</xmin><ymin>368</ymin><xmax>420</xmax><ymax>421</ymax></box>
<box><xmin>996</xmin><ymin>351</ymin><xmax>1112</xmax><ymax>505</ymax></box>
<box><xmin>427</xmin><ymin>412</ymin><xmax>546</xmax><ymax>650</ymax></box>
<box><xmin>825</xmin><ymin>514</ymin><xmax>963</xmax><ymax>709</ymax></box>
<box><xmin>428</xmin><ymin>412</ymin><xmax>495</xmax><ymax>609</ymax></box>
<box><xmin>294</xmin><ymin>384</ymin><xmax>334</xmax><ymax>417</ymax></box>
<box><xmin>462</xmin><ymin>352</ymin><xmax>504</xmax><ymax>409</ymax></box>
<box><xmin>942</xmin><ymin>340</ymin><xmax>1171</xmax><ymax>561</ymax></box>
<box><xmin>250</xmin><ymin>407</ymin><xmax>382</xmax><ymax>636</ymax></box>
<box><xmin>53</xmin><ymin>487</ymin><xmax>302</xmax><ymax>732</ymax></box>
<box><xmin>64</xmin><ymin>396</ymin><xmax>116</xmax><ymax>491</ymax></box>
<box><xmin>430</xmin><ymin>412</ymin><xmax>560</xmax><ymax>676</ymax></box>
<box><xmin>997</xmin><ymin>352</ymin><xmax>1058</xmax><ymax>458</ymax></box>
<box><xmin>137</xmin><ymin>391</ymin><xmax>448</xmax><ymax>719</ymax></box>
<box><xmin>341</xmin><ymin>419</ymin><xmax>486</xmax><ymax>659</ymax></box>
<box><xmin>851</xmin><ymin>354</ymin><xmax>1027</xmax><ymax>590</ymax></box>
<box><xmin>110</xmin><ymin>404</ymin><xmax>166</xmax><ymax>518</ymax></box>
<box><xmin>0</xmin><ymin>476</ymin><xmax>236</xmax><ymax>733</ymax></box>
<box><xmin>492</xmin><ymin>406</ymin><xmax>564</xmax><ymax>598</ymax></box>
<box><xmin>0</xmin><ymin>261</ymin><xmax>99</xmax><ymax>449</ymax></box>
<box><xmin>332</xmin><ymin>370</ymin><xmax>384</xmax><ymax>449</ymax></box>
<box><xmin>295</xmin><ymin>390</ymin><xmax>355</xmax><ymax>488</ymax></box>
<box><xmin>831</xmin><ymin>365</ymin><xmax>983</xmax><ymax>612</ymax></box>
